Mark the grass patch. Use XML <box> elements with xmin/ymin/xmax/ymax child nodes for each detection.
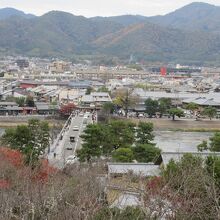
<box><xmin>168</xmin><ymin>128</ymin><xmax>220</xmax><ymax>132</ymax></box>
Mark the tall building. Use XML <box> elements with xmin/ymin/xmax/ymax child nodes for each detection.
<box><xmin>16</xmin><ymin>59</ymin><xmax>29</xmax><ymax>69</ymax></box>
<box><xmin>49</xmin><ymin>61</ymin><xmax>70</xmax><ymax>73</ymax></box>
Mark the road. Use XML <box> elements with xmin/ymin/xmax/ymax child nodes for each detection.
<box><xmin>48</xmin><ymin>112</ymin><xmax>93</xmax><ymax>168</ymax></box>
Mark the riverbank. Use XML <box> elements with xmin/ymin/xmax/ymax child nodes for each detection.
<box><xmin>0</xmin><ymin>120</ymin><xmax>65</xmax><ymax>128</ymax></box>
<box><xmin>1</xmin><ymin>116</ymin><xmax>220</xmax><ymax>131</ymax></box>
<box><xmin>130</xmin><ymin>118</ymin><xmax>220</xmax><ymax>131</ymax></box>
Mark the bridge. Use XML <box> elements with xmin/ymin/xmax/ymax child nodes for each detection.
<box><xmin>47</xmin><ymin>111</ymin><xmax>96</xmax><ymax>169</ymax></box>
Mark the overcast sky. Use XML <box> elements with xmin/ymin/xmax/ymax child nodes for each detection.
<box><xmin>0</xmin><ymin>0</ymin><xmax>219</xmax><ymax>17</ymax></box>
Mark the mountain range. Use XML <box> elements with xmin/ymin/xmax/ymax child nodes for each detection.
<box><xmin>0</xmin><ymin>8</ymin><xmax>35</xmax><ymax>20</ymax></box>
<box><xmin>0</xmin><ymin>3</ymin><xmax>220</xmax><ymax>64</ymax></box>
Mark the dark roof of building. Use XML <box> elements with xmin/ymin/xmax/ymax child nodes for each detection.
<box><xmin>19</xmin><ymin>80</ymin><xmax>69</xmax><ymax>86</ymax></box>
<box><xmin>0</xmin><ymin>102</ymin><xmax>17</xmax><ymax>106</ymax></box>
<box><xmin>68</xmin><ymin>80</ymin><xmax>91</xmax><ymax>88</ymax></box>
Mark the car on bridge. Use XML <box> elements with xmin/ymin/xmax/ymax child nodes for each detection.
<box><xmin>73</xmin><ymin>126</ymin><xmax>79</xmax><ymax>131</ymax></box>
<box><xmin>65</xmin><ymin>155</ymin><xmax>77</xmax><ymax>165</ymax></box>
<box><xmin>66</xmin><ymin>145</ymin><xmax>73</xmax><ymax>150</ymax></box>
<box><xmin>79</xmin><ymin>112</ymin><xmax>84</xmax><ymax>117</ymax></box>
<box><xmin>70</xmin><ymin>136</ymin><xmax>75</xmax><ymax>142</ymax></box>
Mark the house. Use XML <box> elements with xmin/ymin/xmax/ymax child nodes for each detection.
<box><xmin>0</xmin><ymin>102</ymin><xmax>22</xmax><ymax>115</ymax></box>
<box><xmin>108</xmin><ymin>163</ymin><xmax>160</xmax><ymax>177</ymax></box>
<box><xmin>35</xmin><ymin>102</ymin><xmax>59</xmax><ymax>115</ymax></box>
<box><xmin>28</xmin><ymin>85</ymin><xmax>61</xmax><ymax>103</ymax></box>
<box><xmin>182</xmin><ymin>96</ymin><xmax>220</xmax><ymax>116</ymax></box>
<box><xmin>110</xmin><ymin>192</ymin><xmax>141</xmax><ymax>209</ymax></box>
<box><xmin>0</xmin><ymin>105</ymin><xmax>23</xmax><ymax>115</ymax></box>
<box><xmin>133</xmin><ymin>88</ymin><xmax>220</xmax><ymax>113</ymax></box>
<box><xmin>68</xmin><ymin>80</ymin><xmax>91</xmax><ymax>89</ymax></box>
<box><xmin>0</xmin><ymin>88</ymin><xmax>27</xmax><ymax>100</ymax></box>
<box><xmin>106</xmin><ymin>162</ymin><xmax>160</xmax><ymax>211</ymax></box>
<box><xmin>58</xmin><ymin>89</ymin><xmax>85</xmax><ymax>105</ymax></box>
<box><xmin>0</xmin><ymin>102</ymin><xmax>17</xmax><ymax>108</ymax></box>
<box><xmin>80</xmin><ymin>92</ymin><xmax>112</xmax><ymax>108</ymax></box>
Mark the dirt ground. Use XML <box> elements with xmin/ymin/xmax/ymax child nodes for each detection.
<box><xmin>0</xmin><ymin>120</ymin><xmax>65</xmax><ymax>128</ymax></box>
<box><xmin>1</xmin><ymin>118</ymin><xmax>220</xmax><ymax>131</ymax></box>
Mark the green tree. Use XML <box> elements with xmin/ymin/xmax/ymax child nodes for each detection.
<box><xmin>186</xmin><ymin>102</ymin><xmax>199</xmax><ymax>112</ymax></box>
<box><xmin>168</xmin><ymin>108</ymin><xmax>184</xmax><ymax>120</ymax></box>
<box><xmin>26</xmin><ymin>96</ymin><xmax>35</xmax><ymax>107</ymax></box>
<box><xmin>206</xmin><ymin>156</ymin><xmax>220</xmax><ymax>186</ymax></box>
<box><xmin>132</xmin><ymin>144</ymin><xmax>161</xmax><ymax>163</ymax></box>
<box><xmin>145</xmin><ymin>98</ymin><xmax>159</xmax><ymax>118</ymax></box>
<box><xmin>113</xmin><ymin>88</ymin><xmax>138</xmax><ymax>118</ymax></box>
<box><xmin>197</xmin><ymin>140</ymin><xmax>208</xmax><ymax>152</ymax></box>
<box><xmin>109</xmin><ymin>120</ymin><xmax>135</xmax><ymax>149</ymax></box>
<box><xmin>1</xmin><ymin>125</ymin><xmax>32</xmax><ymax>151</ymax></box>
<box><xmin>209</xmin><ymin>132</ymin><xmax>220</xmax><ymax>152</ymax></box>
<box><xmin>86</xmin><ymin>86</ymin><xmax>93</xmax><ymax>95</ymax></box>
<box><xmin>77</xmin><ymin>124</ymin><xmax>104</xmax><ymax>162</ymax></box>
<box><xmin>49</xmin><ymin>101</ymin><xmax>58</xmax><ymax>115</ymax></box>
<box><xmin>5</xmin><ymin>95</ymin><xmax>15</xmax><ymax>102</ymax></box>
<box><xmin>127</xmin><ymin>64</ymin><xmax>143</xmax><ymax>71</ymax></box>
<box><xmin>112</xmin><ymin>148</ymin><xmax>134</xmax><ymax>162</ymax></box>
<box><xmin>15</xmin><ymin>97</ymin><xmax>25</xmax><ymax>107</ymax></box>
<box><xmin>76</xmin><ymin>121</ymin><xmax>136</xmax><ymax>161</ymax></box>
<box><xmin>1</xmin><ymin>119</ymin><xmax>50</xmax><ymax>166</ymax></box>
<box><xmin>202</xmin><ymin>106</ymin><xmax>217</xmax><ymax>120</ymax></box>
<box><xmin>102</xmin><ymin>102</ymin><xmax>114</xmax><ymax>114</ymax></box>
<box><xmin>158</xmin><ymin>98</ymin><xmax>172</xmax><ymax>117</ymax></box>
<box><xmin>97</xmin><ymin>86</ymin><xmax>109</xmax><ymax>93</ymax></box>
<box><xmin>136</xmin><ymin>122</ymin><xmax>154</xmax><ymax>144</ymax></box>
<box><xmin>101</xmin><ymin>102</ymin><xmax>114</xmax><ymax>121</ymax></box>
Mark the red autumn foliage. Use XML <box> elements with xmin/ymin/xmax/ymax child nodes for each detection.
<box><xmin>0</xmin><ymin>147</ymin><xmax>57</xmax><ymax>188</ymax></box>
<box><xmin>32</xmin><ymin>159</ymin><xmax>58</xmax><ymax>183</ymax></box>
<box><xmin>146</xmin><ymin>176</ymin><xmax>163</xmax><ymax>195</ymax></box>
<box><xmin>0</xmin><ymin>147</ymin><xmax>24</xmax><ymax>168</ymax></box>
<box><xmin>0</xmin><ymin>179</ymin><xmax>10</xmax><ymax>189</ymax></box>
<box><xmin>59</xmin><ymin>103</ymin><xmax>76</xmax><ymax>116</ymax></box>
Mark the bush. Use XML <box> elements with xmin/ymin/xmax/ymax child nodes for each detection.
<box><xmin>132</xmin><ymin>144</ymin><xmax>161</xmax><ymax>163</ymax></box>
<box><xmin>112</xmin><ymin>148</ymin><xmax>134</xmax><ymax>162</ymax></box>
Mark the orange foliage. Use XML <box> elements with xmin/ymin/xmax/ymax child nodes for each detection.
<box><xmin>146</xmin><ymin>176</ymin><xmax>163</xmax><ymax>195</ymax></box>
<box><xmin>0</xmin><ymin>179</ymin><xmax>10</xmax><ymax>189</ymax></box>
<box><xmin>0</xmin><ymin>147</ymin><xmax>58</xmax><ymax>188</ymax></box>
<box><xmin>33</xmin><ymin>159</ymin><xmax>58</xmax><ymax>183</ymax></box>
<box><xmin>59</xmin><ymin>103</ymin><xmax>76</xmax><ymax>116</ymax></box>
<box><xmin>0</xmin><ymin>147</ymin><xmax>24</xmax><ymax>168</ymax></box>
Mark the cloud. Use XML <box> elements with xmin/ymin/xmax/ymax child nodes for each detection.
<box><xmin>0</xmin><ymin>0</ymin><xmax>219</xmax><ymax>17</ymax></box>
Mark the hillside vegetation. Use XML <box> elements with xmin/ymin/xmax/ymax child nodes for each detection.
<box><xmin>0</xmin><ymin>2</ymin><xmax>220</xmax><ymax>63</ymax></box>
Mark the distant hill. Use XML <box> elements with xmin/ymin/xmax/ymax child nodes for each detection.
<box><xmin>90</xmin><ymin>15</ymin><xmax>147</xmax><ymax>27</ymax></box>
<box><xmin>148</xmin><ymin>2</ymin><xmax>220</xmax><ymax>33</ymax></box>
<box><xmin>0</xmin><ymin>3</ymin><xmax>220</xmax><ymax>64</ymax></box>
<box><xmin>0</xmin><ymin>8</ymin><xmax>35</xmax><ymax>20</ymax></box>
<box><xmin>0</xmin><ymin>11</ymin><xmax>123</xmax><ymax>57</ymax></box>
<box><xmin>90</xmin><ymin>2</ymin><xmax>220</xmax><ymax>33</ymax></box>
<box><xmin>94</xmin><ymin>22</ymin><xmax>220</xmax><ymax>62</ymax></box>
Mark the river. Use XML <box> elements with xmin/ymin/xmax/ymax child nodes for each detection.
<box><xmin>154</xmin><ymin>131</ymin><xmax>212</xmax><ymax>152</ymax></box>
